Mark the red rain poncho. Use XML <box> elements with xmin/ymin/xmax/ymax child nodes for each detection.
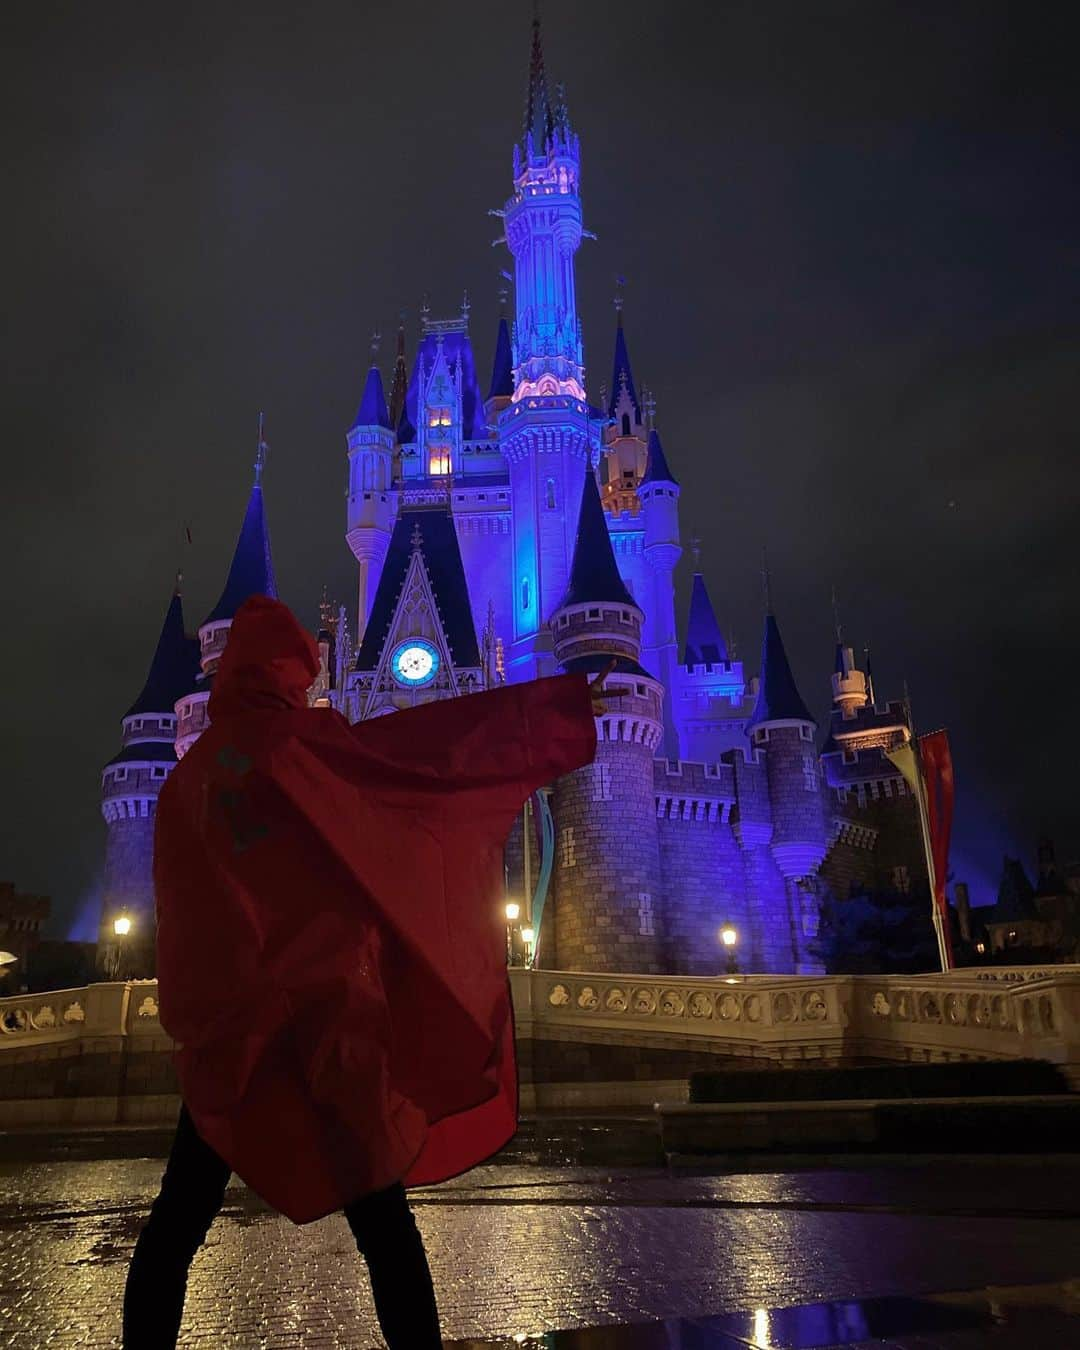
<box><xmin>154</xmin><ymin>596</ymin><xmax>596</xmax><ymax>1224</ymax></box>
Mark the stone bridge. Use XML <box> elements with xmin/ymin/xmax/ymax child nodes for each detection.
<box><xmin>0</xmin><ymin>966</ymin><xmax>1076</xmax><ymax>1125</ymax></box>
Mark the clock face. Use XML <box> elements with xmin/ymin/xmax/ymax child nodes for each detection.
<box><xmin>391</xmin><ymin>640</ymin><xmax>440</xmax><ymax>688</ymax></box>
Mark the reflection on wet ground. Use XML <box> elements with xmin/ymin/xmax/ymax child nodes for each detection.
<box><xmin>0</xmin><ymin>1156</ymin><xmax>1076</xmax><ymax>1346</ymax></box>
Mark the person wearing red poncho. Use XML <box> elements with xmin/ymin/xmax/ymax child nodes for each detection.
<box><xmin>122</xmin><ymin>595</ymin><xmax>602</xmax><ymax>1348</ymax></box>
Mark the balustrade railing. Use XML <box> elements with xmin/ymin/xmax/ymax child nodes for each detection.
<box><xmin>0</xmin><ymin>969</ymin><xmax>1076</xmax><ymax>1083</ymax></box>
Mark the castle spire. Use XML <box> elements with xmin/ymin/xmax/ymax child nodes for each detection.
<box><xmin>523</xmin><ymin>4</ymin><xmax>553</xmax><ymax>152</ymax></box>
<box><xmin>123</xmin><ymin>590</ymin><xmax>199</xmax><ymax>720</ymax></box>
<box><xmin>487</xmin><ymin>294</ymin><xmax>514</xmax><ymax>401</ymax></box>
<box><xmin>608</xmin><ymin>291</ymin><xmax>641</xmax><ymax>424</ymax></box>
<box><xmin>641</xmin><ymin>426</ymin><xmax>678</xmax><ymax>486</ymax></box>
<box><xmin>560</xmin><ymin>462</ymin><xmax>635</xmax><ymax>609</ymax></box>
<box><xmin>683</xmin><ymin>572</ymin><xmax>728</xmax><ymax>667</ymax></box>
<box><xmin>388</xmin><ymin>314</ymin><xmax>408</xmax><ymax>436</ymax></box>
<box><xmin>204</xmin><ymin>430</ymin><xmax>277</xmax><ymax>624</ymax></box>
<box><xmin>353</xmin><ymin>354</ymin><xmax>392</xmax><ymax>431</ymax></box>
<box><xmin>748</xmin><ymin>609</ymin><xmax>815</xmax><ymax>729</ymax></box>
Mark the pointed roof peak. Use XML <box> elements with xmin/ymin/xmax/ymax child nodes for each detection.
<box><xmin>524</xmin><ymin>7</ymin><xmax>553</xmax><ymax>151</ymax></box>
<box><xmin>125</xmin><ymin>589</ymin><xmax>200</xmax><ymax>719</ymax></box>
<box><xmin>748</xmin><ymin>611</ymin><xmax>815</xmax><ymax>729</ymax></box>
<box><xmin>488</xmin><ymin>307</ymin><xmax>514</xmax><ymax>400</ymax></box>
<box><xmin>641</xmin><ymin>427</ymin><xmax>679</xmax><ymax>486</ymax></box>
<box><xmin>204</xmin><ymin>476</ymin><xmax>277</xmax><ymax>626</ymax></box>
<box><xmin>560</xmin><ymin>461</ymin><xmax>636</xmax><ymax>610</ymax></box>
<box><xmin>683</xmin><ymin>573</ymin><xmax>728</xmax><ymax>667</ymax></box>
<box><xmin>608</xmin><ymin>307</ymin><xmax>641</xmax><ymax>423</ymax></box>
<box><xmin>353</xmin><ymin>362</ymin><xmax>392</xmax><ymax>430</ymax></box>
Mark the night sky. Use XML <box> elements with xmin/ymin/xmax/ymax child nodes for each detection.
<box><xmin>3</xmin><ymin>1</ymin><xmax>1077</xmax><ymax>938</ymax></box>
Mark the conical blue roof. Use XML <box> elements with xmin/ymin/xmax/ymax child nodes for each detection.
<box><xmin>748</xmin><ymin>613</ymin><xmax>815</xmax><ymax>728</ymax></box>
<box><xmin>683</xmin><ymin>573</ymin><xmax>728</xmax><ymax>666</ymax></box>
<box><xmin>353</xmin><ymin>364</ymin><xmax>391</xmax><ymax>430</ymax></box>
<box><xmin>124</xmin><ymin>591</ymin><xmax>200</xmax><ymax>718</ymax></box>
<box><xmin>560</xmin><ymin>464</ymin><xmax>635</xmax><ymax>609</ymax></box>
<box><xmin>641</xmin><ymin>428</ymin><xmax>678</xmax><ymax>486</ymax></box>
<box><xmin>607</xmin><ymin>316</ymin><xmax>641</xmax><ymax>423</ymax></box>
<box><xmin>204</xmin><ymin>482</ymin><xmax>277</xmax><ymax>624</ymax></box>
<box><xmin>488</xmin><ymin>315</ymin><xmax>514</xmax><ymax>400</ymax></box>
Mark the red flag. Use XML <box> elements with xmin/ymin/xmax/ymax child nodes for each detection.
<box><xmin>918</xmin><ymin>730</ymin><xmax>955</xmax><ymax>968</ymax></box>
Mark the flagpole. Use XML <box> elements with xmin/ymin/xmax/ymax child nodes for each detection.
<box><xmin>904</xmin><ymin>683</ymin><xmax>949</xmax><ymax>972</ymax></box>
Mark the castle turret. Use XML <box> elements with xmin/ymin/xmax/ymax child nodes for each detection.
<box><xmin>175</xmin><ymin>437</ymin><xmax>277</xmax><ymax>757</ymax></box>
<box><xmin>345</xmin><ymin>353</ymin><xmax>396</xmax><ymax>641</ymax></box>
<box><xmin>500</xmin><ymin>14</ymin><xmax>595</xmax><ymax>677</ymax></box>
<box><xmin>675</xmin><ymin>567</ymin><xmax>751</xmax><ymax>762</ymax></box>
<box><xmin>549</xmin><ymin>463</ymin><xmax>666</xmax><ymax>972</ymax></box>
<box><xmin>98</xmin><ymin>587</ymin><xmax>198</xmax><ymax>976</ymax></box>
<box><xmin>748</xmin><ymin>609</ymin><xmax>827</xmax><ymax>882</ymax></box>
<box><xmin>638</xmin><ymin>427</ymin><xmax>682</xmax><ymax>758</ymax></box>
<box><xmin>832</xmin><ymin>642</ymin><xmax>869</xmax><ymax>717</ymax></box>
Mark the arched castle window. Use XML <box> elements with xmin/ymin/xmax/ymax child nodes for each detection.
<box><xmin>545</xmin><ymin>478</ymin><xmax>556</xmax><ymax>510</ymax></box>
<box><xmin>521</xmin><ymin>577</ymin><xmax>530</xmax><ymax>611</ymax></box>
<box><xmin>621</xmin><ymin>414</ymin><xmax>631</xmax><ymax>436</ymax></box>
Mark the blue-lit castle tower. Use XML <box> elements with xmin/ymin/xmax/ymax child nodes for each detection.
<box><xmin>100</xmin><ymin>15</ymin><xmax>928</xmax><ymax>978</ymax></box>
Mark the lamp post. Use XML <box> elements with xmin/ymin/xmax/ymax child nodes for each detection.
<box><xmin>504</xmin><ymin>902</ymin><xmax>520</xmax><ymax>966</ymax></box>
<box><xmin>521</xmin><ymin>926</ymin><xmax>535</xmax><ymax>969</ymax></box>
<box><xmin>720</xmin><ymin>923</ymin><xmax>739</xmax><ymax>976</ymax></box>
<box><xmin>110</xmin><ymin>914</ymin><xmax>132</xmax><ymax>981</ymax></box>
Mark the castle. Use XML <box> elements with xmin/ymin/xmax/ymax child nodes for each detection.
<box><xmin>97</xmin><ymin>16</ymin><xmax>932</xmax><ymax>980</ymax></box>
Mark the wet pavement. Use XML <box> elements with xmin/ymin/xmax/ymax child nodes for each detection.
<box><xmin>0</xmin><ymin>1154</ymin><xmax>1077</xmax><ymax>1347</ymax></box>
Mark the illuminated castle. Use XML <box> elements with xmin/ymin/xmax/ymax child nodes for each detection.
<box><xmin>98</xmin><ymin>16</ymin><xmax>930</xmax><ymax>979</ymax></box>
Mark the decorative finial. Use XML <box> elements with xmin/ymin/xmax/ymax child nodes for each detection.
<box><xmin>690</xmin><ymin>535</ymin><xmax>702</xmax><ymax>570</ymax></box>
<box><xmin>319</xmin><ymin>584</ymin><xmax>332</xmax><ymax>631</ymax></box>
<box><xmin>410</xmin><ymin>521</ymin><xmax>423</xmax><ymax>551</ymax></box>
<box><xmin>761</xmin><ymin>546</ymin><xmax>773</xmax><ymax>614</ymax></box>
<box><xmin>613</xmin><ymin>275</ymin><xmax>625</xmax><ymax>321</ymax></box>
<box><xmin>497</xmin><ymin>280</ymin><xmax>509</xmax><ymax>315</ymax></box>
<box><xmin>174</xmin><ymin>568</ymin><xmax>183</xmax><ymax>594</ymax></box>
<box><xmin>832</xmin><ymin>585</ymin><xmax>843</xmax><ymax>643</ymax></box>
<box><xmin>644</xmin><ymin>388</ymin><xmax>657</xmax><ymax>430</ymax></box>
<box><xmin>729</xmin><ymin>628</ymin><xmax>738</xmax><ymax>662</ymax></box>
<box><xmin>461</xmin><ymin>289</ymin><xmax>471</xmax><ymax>323</ymax></box>
<box><xmin>370</xmin><ymin>328</ymin><xmax>381</xmax><ymax>360</ymax></box>
<box><xmin>254</xmin><ymin>411</ymin><xmax>268</xmax><ymax>485</ymax></box>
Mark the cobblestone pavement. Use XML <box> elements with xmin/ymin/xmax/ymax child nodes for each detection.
<box><xmin>0</xmin><ymin>1156</ymin><xmax>1077</xmax><ymax>1347</ymax></box>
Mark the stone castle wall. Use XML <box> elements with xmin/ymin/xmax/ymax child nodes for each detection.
<box><xmin>552</xmin><ymin>737</ymin><xmax>664</xmax><ymax>973</ymax></box>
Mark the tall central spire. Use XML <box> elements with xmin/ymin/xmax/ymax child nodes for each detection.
<box><xmin>506</xmin><ymin>9</ymin><xmax>585</xmax><ymax>403</ymax></box>
<box><xmin>524</xmin><ymin>7</ymin><xmax>553</xmax><ymax>152</ymax></box>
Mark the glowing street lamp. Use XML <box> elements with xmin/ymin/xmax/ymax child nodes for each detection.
<box><xmin>109</xmin><ymin>913</ymin><xmax>133</xmax><ymax>980</ymax></box>
<box><xmin>504</xmin><ymin>902</ymin><xmax>520</xmax><ymax>965</ymax></box>
<box><xmin>521</xmin><ymin>927</ymin><xmax>535</xmax><ymax>967</ymax></box>
<box><xmin>719</xmin><ymin>923</ymin><xmax>739</xmax><ymax>976</ymax></box>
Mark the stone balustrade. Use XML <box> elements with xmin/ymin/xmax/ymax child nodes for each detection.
<box><xmin>0</xmin><ymin>968</ymin><xmax>1075</xmax><ymax>1124</ymax></box>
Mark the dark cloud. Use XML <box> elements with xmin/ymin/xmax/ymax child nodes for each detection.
<box><xmin>2</xmin><ymin>0</ymin><xmax>1077</xmax><ymax>931</ymax></box>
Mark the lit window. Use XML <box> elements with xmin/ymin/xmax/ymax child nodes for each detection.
<box><xmin>428</xmin><ymin>407</ymin><xmax>451</xmax><ymax>428</ymax></box>
<box><xmin>545</xmin><ymin>478</ymin><xmax>556</xmax><ymax>510</ymax></box>
<box><xmin>429</xmin><ymin>446</ymin><xmax>451</xmax><ymax>475</ymax></box>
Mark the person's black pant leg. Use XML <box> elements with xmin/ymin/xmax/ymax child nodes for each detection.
<box><xmin>122</xmin><ymin>1103</ymin><xmax>232</xmax><ymax>1349</ymax></box>
<box><xmin>345</xmin><ymin>1182</ymin><xmax>442</xmax><ymax>1348</ymax></box>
